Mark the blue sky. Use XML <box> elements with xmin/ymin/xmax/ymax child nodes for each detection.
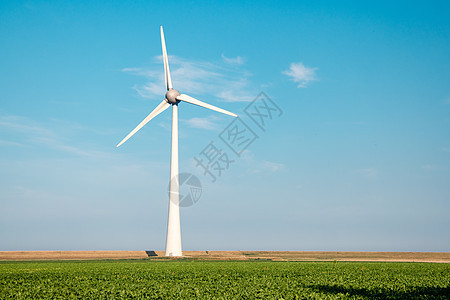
<box><xmin>1</xmin><ymin>0</ymin><xmax>449</xmax><ymax>252</ymax></box>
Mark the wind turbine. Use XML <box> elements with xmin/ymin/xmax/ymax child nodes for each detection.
<box><xmin>117</xmin><ymin>26</ymin><xmax>237</xmax><ymax>257</ymax></box>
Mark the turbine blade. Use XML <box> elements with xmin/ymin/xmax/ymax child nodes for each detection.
<box><xmin>160</xmin><ymin>26</ymin><xmax>173</xmax><ymax>90</ymax></box>
<box><xmin>117</xmin><ymin>100</ymin><xmax>170</xmax><ymax>147</ymax></box>
<box><xmin>176</xmin><ymin>94</ymin><xmax>237</xmax><ymax>117</ymax></box>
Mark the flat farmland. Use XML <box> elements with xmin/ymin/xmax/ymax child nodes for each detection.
<box><xmin>1</xmin><ymin>250</ymin><xmax>450</xmax><ymax>263</ymax></box>
<box><xmin>1</xmin><ymin>260</ymin><xmax>449</xmax><ymax>299</ymax></box>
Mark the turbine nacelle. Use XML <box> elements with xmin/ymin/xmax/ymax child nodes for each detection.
<box><xmin>165</xmin><ymin>89</ymin><xmax>181</xmax><ymax>104</ymax></box>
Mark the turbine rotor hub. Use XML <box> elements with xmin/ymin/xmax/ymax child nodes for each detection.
<box><xmin>166</xmin><ymin>89</ymin><xmax>180</xmax><ymax>104</ymax></box>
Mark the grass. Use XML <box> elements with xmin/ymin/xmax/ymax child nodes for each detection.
<box><xmin>1</xmin><ymin>260</ymin><xmax>449</xmax><ymax>299</ymax></box>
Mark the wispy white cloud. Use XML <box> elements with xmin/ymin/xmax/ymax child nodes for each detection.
<box><xmin>422</xmin><ymin>164</ymin><xmax>440</xmax><ymax>171</ymax></box>
<box><xmin>239</xmin><ymin>150</ymin><xmax>285</xmax><ymax>174</ymax></box>
<box><xmin>122</xmin><ymin>55</ymin><xmax>255</xmax><ymax>102</ymax></box>
<box><xmin>0</xmin><ymin>115</ymin><xmax>54</xmax><ymax>137</ymax></box>
<box><xmin>183</xmin><ymin>116</ymin><xmax>219</xmax><ymax>130</ymax></box>
<box><xmin>221</xmin><ymin>54</ymin><xmax>245</xmax><ymax>65</ymax></box>
<box><xmin>355</xmin><ymin>167</ymin><xmax>378</xmax><ymax>179</ymax></box>
<box><xmin>32</xmin><ymin>136</ymin><xmax>92</xmax><ymax>157</ymax></box>
<box><xmin>445</xmin><ymin>98</ymin><xmax>450</xmax><ymax>105</ymax></box>
<box><xmin>282</xmin><ymin>62</ymin><xmax>318</xmax><ymax>88</ymax></box>
<box><xmin>0</xmin><ymin>114</ymin><xmax>108</xmax><ymax>158</ymax></box>
<box><xmin>0</xmin><ymin>139</ymin><xmax>27</xmax><ymax>147</ymax></box>
<box><xmin>262</xmin><ymin>161</ymin><xmax>285</xmax><ymax>172</ymax></box>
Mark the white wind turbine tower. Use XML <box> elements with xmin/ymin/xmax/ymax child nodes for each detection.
<box><xmin>117</xmin><ymin>26</ymin><xmax>237</xmax><ymax>257</ymax></box>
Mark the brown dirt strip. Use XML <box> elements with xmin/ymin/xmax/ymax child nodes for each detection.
<box><xmin>1</xmin><ymin>251</ymin><xmax>449</xmax><ymax>263</ymax></box>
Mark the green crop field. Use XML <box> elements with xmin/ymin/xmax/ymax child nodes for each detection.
<box><xmin>1</xmin><ymin>260</ymin><xmax>449</xmax><ymax>299</ymax></box>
